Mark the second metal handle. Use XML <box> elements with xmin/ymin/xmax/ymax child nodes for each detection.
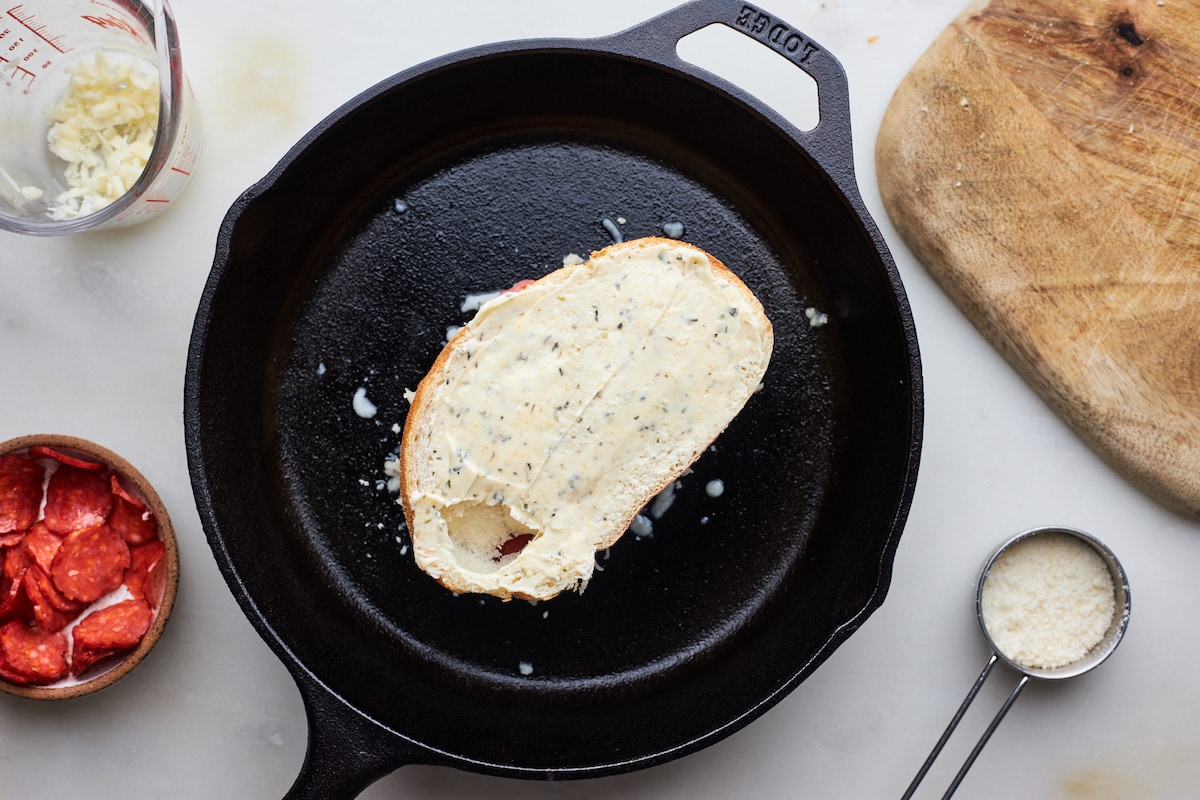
<box><xmin>901</xmin><ymin>653</ymin><xmax>1030</xmax><ymax>799</ymax></box>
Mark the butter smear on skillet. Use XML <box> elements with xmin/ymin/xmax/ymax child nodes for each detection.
<box><xmin>398</xmin><ymin>237</ymin><xmax>773</xmax><ymax>601</ymax></box>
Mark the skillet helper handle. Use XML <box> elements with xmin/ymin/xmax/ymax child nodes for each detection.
<box><xmin>601</xmin><ymin>0</ymin><xmax>857</xmax><ymax>187</ymax></box>
<box><xmin>284</xmin><ymin>676</ymin><xmax>428</xmax><ymax>800</ymax></box>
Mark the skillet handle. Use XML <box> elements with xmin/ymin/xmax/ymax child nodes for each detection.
<box><xmin>283</xmin><ymin>675</ymin><xmax>429</xmax><ymax>799</ymax></box>
<box><xmin>600</xmin><ymin>0</ymin><xmax>857</xmax><ymax>187</ymax></box>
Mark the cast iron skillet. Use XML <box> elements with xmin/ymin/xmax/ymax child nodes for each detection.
<box><xmin>184</xmin><ymin>1</ymin><xmax>922</xmax><ymax>797</ymax></box>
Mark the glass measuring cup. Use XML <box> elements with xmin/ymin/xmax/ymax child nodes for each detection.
<box><xmin>902</xmin><ymin>525</ymin><xmax>1131</xmax><ymax>799</ymax></box>
<box><xmin>0</xmin><ymin>0</ymin><xmax>201</xmax><ymax>234</ymax></box>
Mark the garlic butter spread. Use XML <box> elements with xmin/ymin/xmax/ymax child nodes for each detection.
<box><xmin>402</xmin><ymin>239</ymin><xmax>773</xmax><ymax>600</ymax></box>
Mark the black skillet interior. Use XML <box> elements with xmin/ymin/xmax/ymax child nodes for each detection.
<box><xmin>186</xmin><ymin>1</ymin><xmax>921</xmax><ymax>782</ymax></box>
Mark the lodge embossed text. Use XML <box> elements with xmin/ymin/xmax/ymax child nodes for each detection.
<box><xmin>734</xmin><ymin>4</ymin><xmax>820</xmax><ymax>63</ymax></box>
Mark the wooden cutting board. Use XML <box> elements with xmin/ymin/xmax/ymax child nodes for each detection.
<box><xmin>877</xmin><ymin>0</ymin><xmax>1200</xmax><ymax>516</ymax></box>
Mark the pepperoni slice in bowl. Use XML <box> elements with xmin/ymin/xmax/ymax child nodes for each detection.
<box><xmin>43</xmin><ymin>465</ymin><xmax>113</xmax><ymax>536</ymax></box>
<box><xmin>0</xmin><ymin>435</ymin><xmax>179</xmax><ymax>700</ymax></box>
<box><xmin>71</xmin><ymin>599</ymin><xmax>156</xmax><ymax>678</ymax></box>
<box><xmin>23</xmin><ymin>569</ymin><xmax>79</xmax><ymax>633</ymax></box>
<box><xmin>0</xmin><ymin>454</ymin><xmax>44</xmax><ymax>535</ymax></box>
<box><xmin>125</xmin><ymin>540</ymin><xmax>167</xmax><ymax>609</ymax></box>
<box><xmin>0</xmin><ymin>620</ymin><xmax>69</xmax><ymax>685</ymax></box>
<box><xmin>27</xmin><ymin>445</ymin><xmax>106</xmax><ymax>471</ymax></box>
<box><xmin>50</xmin><ymin>524</ymin><xmax>131</xmax><ymax>604</ymax></box>
<box><xmin>74</xmin><ymin>599</ymin><xmax>154</xmax><ymax>650</ymax></box>
<box><xmin>22</xmin><ymin>523</ymin><xmax>63</xmax><ymax>574</ymax></box>
<box><xmin>108</xmin><ymin>477</ymin><xmax>159</xmax><ymax>546</ymax></box>
<box><xmin>0</xmin><ymin>569</ymin><xmax>33</xmax><ymax>624</ymax></box>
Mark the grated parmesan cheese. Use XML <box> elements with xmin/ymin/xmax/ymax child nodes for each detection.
<box><xmin>45</xmin><ymin>51</ymin><xmax>159</xmax><ymax>220</ymax></box>
<box><xmin>981</xmin><ymin>532</ymin><xmax>1115</xmax><ymax>669</ymax></box>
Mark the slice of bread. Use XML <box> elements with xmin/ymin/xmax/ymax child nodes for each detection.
<box><xmin>399</xmin><ymin>237</ymin><xmax>773</xmax><ymax>601</ymax></box>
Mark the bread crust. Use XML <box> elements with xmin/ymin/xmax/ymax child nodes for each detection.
<box><xmin>398</xmin><ymin>237</ymin><xmax>772</xmax><ymax>600</ymax></box>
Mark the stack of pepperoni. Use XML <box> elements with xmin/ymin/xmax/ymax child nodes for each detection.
<box><xmin>0</xmin><ymin>445</ymin><xmax>166</xmax><ymax>686</ymax></box>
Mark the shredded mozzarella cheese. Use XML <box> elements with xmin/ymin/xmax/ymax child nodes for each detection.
<box><xmin>46</xmin><ymin>52</ymin><xmax>159</xmax><ymax>220</ymax></box>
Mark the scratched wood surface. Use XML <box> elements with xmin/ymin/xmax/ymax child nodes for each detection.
<box><xmin>876</xmin><ymin>0</ymin><xmax>1200</xmax><ymax>516</ymax></box>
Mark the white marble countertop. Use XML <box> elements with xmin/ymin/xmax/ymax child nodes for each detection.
<box><xmin>3</xmin><ymin>1</ymin><xmax>1198</xmax><ymax>797</ymax></box>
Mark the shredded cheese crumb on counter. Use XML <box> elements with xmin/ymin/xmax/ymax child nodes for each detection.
<box><xmin>46</xmin><ymin>51</ymin><xmax>159</xmax><ymax>220</ymax></box>
<box><xmin>981</xmin><ymin>533</ymin><xmax>1115</xmax><ymax>669</ymax></box>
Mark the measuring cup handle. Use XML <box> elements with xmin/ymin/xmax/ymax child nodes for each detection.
<box><xmin>902</xmin><ymin>654</ymin><xmax>1032</xmax><ymax>800</ymax></box>
<box><xmin>901</xmin><ymin>654</ymin><xmax>999</xmax><ymax>800</ymax></box>
<box><xmin>940</xmin><ymin>675</ymin><xmax>1030</xmax><ymax>800</ymax></box>
<box><xmin>598</xmin><ymin>0</ymin><xmax>856</xmax><ymax>186</ymax></box>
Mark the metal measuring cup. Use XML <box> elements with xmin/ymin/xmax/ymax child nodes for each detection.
<box><xmin>902</xmin><ymin>525</ymin><xmax>1132</xmax><ymax>799</ymax></box>
<box><xmin>0</xmin><ymin>0</ymin><xmax>201</xmax><ymax>234</ymax></box>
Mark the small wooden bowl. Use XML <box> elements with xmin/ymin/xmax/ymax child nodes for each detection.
<box><xmin>0</xmin><ymin>434</ymin><xmax>179</xmax><ymax>700</ymax></box>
